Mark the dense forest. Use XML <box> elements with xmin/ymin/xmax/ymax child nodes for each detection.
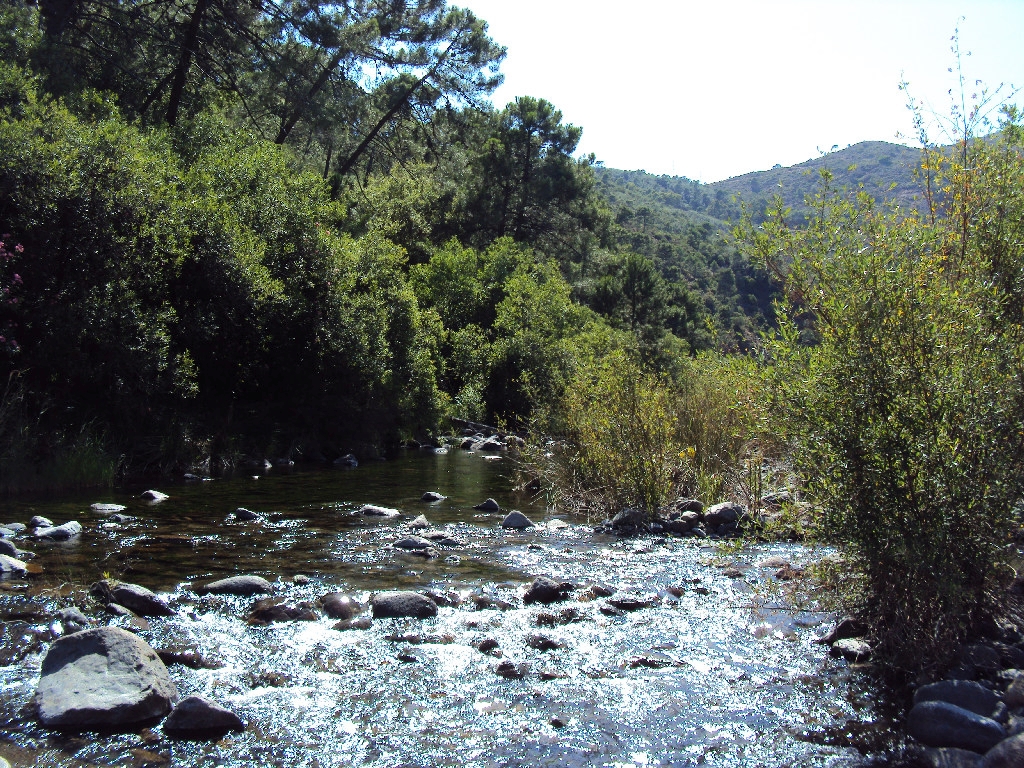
<box><xmin>0</xmin><ymin>0</ymin><xmax>776</xmax><ymax>488</ymax></box>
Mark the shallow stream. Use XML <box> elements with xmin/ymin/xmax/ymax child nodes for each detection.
<box><xmin>0</xmin><ymin>449</ymin><xmax>905</xmax><ymax>767</ymax></box>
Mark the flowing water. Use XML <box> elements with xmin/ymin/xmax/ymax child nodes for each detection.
<box><xmin>0</xmin><ymin>448</ymin><xmax>905</xmax><ymax>767</ymax></box>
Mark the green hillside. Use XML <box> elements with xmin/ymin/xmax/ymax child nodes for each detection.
<box><xmin>709</xmin><ymin>140</ymin><xmax>926</xmax><ymax>222</ymax></box>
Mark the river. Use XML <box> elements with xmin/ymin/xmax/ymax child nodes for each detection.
<box><xmin>0</xmin><ymin>448</ymin><xmax>906</xmax><ymax>767</ymax></box>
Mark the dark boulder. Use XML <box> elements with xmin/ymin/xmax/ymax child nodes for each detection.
<box><xmin>35</xmin><ymin>521</ymin><xmax>83</xmax><ymax>541</ymax></box>
<box><xmin>333</xmin><ymin>617</ymin><xmax>373</xmax><ymax>631</ymax></box>
<box><xmin>246</xmin><ymin>599</ymin><xmax>317</xmax><ymax>625</ymax></box>
<box><xmin>91</xmin><ymin>580</ymin><xmax>175</xmax><ymax>617</ymax></box>
<box><xmin>163</xmin><ymin>695</ymin><xmax>244</xmax><ymax>738</ymax></box>
<box><xmin>501</xmin><ymin>511</ymin><xmax>535</xmax><ymax>529</ymax></box>
<box><xmin>816</xmin><ymin>617</ymin><xmax>868</xmax><ymax>645</ymax></box>
<box><xmin>523</xmin><ymin>577</ymin><xmax>572</xmax><ymax>605</ymax></box>
<box><xmin>982</xmin><ymin>733</ymin><xmax>1024</xmax><ymax>768</ymax></box>
<box><xmin>360</xmin><ymin>504</ymin><xmax>400</xmax><ymax>518</ymax></box>
<box><xmin>321</xmin><ymin>593</ymin><xmax>363</xmax><ymax>621</ymax></box>
<box><xmin>703</xmin><ymin>502</ymin><xmax>743</xmax><ymax>527</ymax></box>
<box><xmin>370</xmin><ymin>591</ymin><xmax>438</xmax><ymax>619</ymax></box>
<box><xmin>907</xmin><ymin>700</ymin><xmax>1005</xmax><ymax>753</ymax></box>
<box><xmin>914</xmin><ymin>680</ymin><xmax>1002</xmax><ymax>719</ymax></box>
<box><xmin>0</xmin><ymin>553</ymin><xmax>27</xmax><ymax>575</ymax></box>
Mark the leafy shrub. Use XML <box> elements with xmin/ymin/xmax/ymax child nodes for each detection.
<box><xmin>743</xmin><ymin>107</ymin><xmax>1024</xmax><ymax>674</ymax></box>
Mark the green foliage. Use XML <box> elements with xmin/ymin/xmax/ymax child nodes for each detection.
<box><xmin>743</xmin><ymin>107</ymin><xmax>1024</xmax><ymax>674</ymax></box>
<box><xmin>532</xmin><ymin>352</ymin><xmax>680</xmax><ymax>518</ymax></box>
<box><xmin>527</xmin><ymin>350</ymin><xmax>768</xmax><ymax>520</ymax></box>
<box><xmin>0</xmin><ymin>74</ymin><xmax>447</xmax><ymax>476</ymax></box>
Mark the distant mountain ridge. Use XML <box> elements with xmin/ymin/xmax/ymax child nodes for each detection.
<box><xmin>595</xmin><ymin>140</ymin><xmax>928</xmax><ymax>229</ymax></box>
<box><xmin>707</xmin><ymin>140</ymin><xmax>926</xmax><ymax>221</ymax></box>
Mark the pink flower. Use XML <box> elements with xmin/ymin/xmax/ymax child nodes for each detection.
<box><xmin>14</xmin><ymin>244</ymin><xmax>23</xmax><ymax>253</ymax></box>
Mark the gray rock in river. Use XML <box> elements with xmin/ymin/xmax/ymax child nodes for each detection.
<box><xmin>473</xmin><ymin>498</ymin><xmax>501</xmax><ymax>512</ymax></box>
<box><xmin>29</xmin><ymin>516</ymin><xmax>53</xmax><ymax>528</ymax></box>
<box><xmin>609</xmin><ymin>508</ymin><xmax>648</xmax><ymax>532</ymax></box>
<box><xmin>92</xmin><ymin>579</ymin><xmax>175</xmax><ymax>617</ymax></box>
<box><xmin>140</xmin><ymin>490</ymin><xmax>169</xmax><ymax>502</ymax></box>
<box><xmin>246</xmin><ymin>599</ymin><xmax>317</xmax><ymax>625</ymax></box>
<box><xmin>1004</xmin><ymin>672</ymin><xmax>1024</xmax><ymax>708</ymax></box>
<box><xmin>420</xmin><ymin>492</ymin><xmax>445</xmax><ymax>502</ymax></box>
<box><xmin>371</xmin><ymin>591</ymin><xmax>438</xmax><ymax>619</ymax></box>
<box><xmin>982</xmin><ymin>733</ymin><xmax>1024</xmax><ymax>768</ymax></box>
<box><xmin>408</xmin><ymin>515</ymin><xmax>431</xmax><ymax>529</ymax></box>
<box><xmin>907</xmin><ymin>700</ymin><xmax>1006</xmax><ymax>753</ymax></box>
<box><xmin>360</xmin><ymin>504</ymin><xmax>401</xmax><ymax>518</ymax></box>
<box><xmin>34</xmin><ymin>626</ymin><xmax>177</xmax><ymax>728</ymax></box>
<box><xmin>662</xmin><ymin>511</ymin><xmax>700</xmax><ymax>534</ymax></box>
<box><xmin>35</xmin><ymin>521</ymin><xmax>83</xmax><ymax>541</ymax></box>
<box><xmin>232</xmin><ymin>507</ymin><xmax>259</xmax><ymax>522</ymax></box>
<box><xmin>394</xmin><ymin>536</ymin><xmax>434</xmax><ymax>550</ymax></box>
<box><xmin>0</xmin><ymin>538</ymin><xmax>20</xmax><ymax>557</ymax></box>
<box><xmin>914</xmin><ymin>680</ymin><xmax>1002</xmax><ymax>719</ymax></box>
<box><xmin>495</xmin><ymin>659</ymin><xmax>527</xmax><ymax>679</ymax></box>
<box><xmin>501</xmin><ymin>511</ymin><xmax>535</xmax><ymax>529</ymax></box>
<box><xmin>816</xmin><ymin>617</ymin><xmax>868</xmax><ymax>645</ymax></box>
<box><xmin>0</xmin><ymin>553</ymin><xmax>28</xmax><ymax>575</ymax></box>
<box><xmin>58</xmin><ymin>607</ymin><xmax>91</xmax><ymax>634</ymax></box>
<box><xmin>199</xmin><ymin>575</ymin><xmax>274</xmax><ymax>596</ymax></box>
<box><xmin>334</xmin><ymin>453</ymin><xmax>358</xmax><ymax>467</ymax></box>
<box><xmin>321</xmin><ymin>592</ymin><xmax>363</xmax><ymax>620</ymax></box>
<box><xmin>523</xmin><ymin>577</ymin><xmax>572</xmax><ymax>605</ymax></box>
<box><xmin>163</xmin><ymin>695</ymin><xmax>244</xmax><ymax>737</ymax></box>
<box><xmin>90</xmin><ymin>503</ymin><xmax>126</xmax><ymax>514</ymax></box>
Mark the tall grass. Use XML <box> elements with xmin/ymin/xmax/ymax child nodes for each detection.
<box><xmin>521</xmin><ymin>350</ymin><xmax>771</xmax><ymax>520</ymax></box>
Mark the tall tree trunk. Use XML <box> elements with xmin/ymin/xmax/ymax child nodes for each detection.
<box><xmin>166</xmin><ymin>0</ymin><xmax>211</xmax><ymax>126</ymax></box>
<box><xmin>276</xmin><ymin>48</ymin><xmax>348</xmax><ymax>144</ymax></box>
<box><xmin>333</xmin><ymin>67</ymin><xmax>433</xmax><ymax>179</ymax></box>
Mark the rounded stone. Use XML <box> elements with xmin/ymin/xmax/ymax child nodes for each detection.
<box><xmin>982</xmin><ymin>733</ymin><xmax>1024</xmax><ymax>768</ymax></box>
<box><xmin>35</xmin><ymin>626</ymin><xmax>177</xmax><ymax>728</ymax></box>
<box><xmin>370</xmin><ymin>591</ymin><xmax>438</xmax><ymax>619</ymax></box>
<box><xmin>199</xmin><ymin>575</ymin><xmax>274</xmax><ymax>596</ymax></box>
<box><xmin>908</xmin><ymin>700</ymin><xmax>1006</xmax><ymax>753</ymax></box>
<box><xmin>321</xmin><ymin>593</ymin><xmax>363</xmax><ymax>620</ymax></box>
<box><xmin>163</xmin><ymin>695</ymin><xmax>244</xmax><ymax>737</ymax></box>
<box><xmin>501</xmin><ymin>511</ymin><xmax>535</xmax><ymax>529</ymax></box>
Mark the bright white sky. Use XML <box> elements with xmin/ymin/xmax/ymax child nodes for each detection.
<box><xmin>455</xmin><ymin>0</ymin><xmax>1024</xmax><ymax>182</ymax></box>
